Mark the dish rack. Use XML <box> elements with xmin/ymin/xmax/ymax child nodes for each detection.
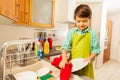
<box><xmin>0</xmin><ymin>39</ymin><xmax>39</xmax><ymax>80</ymax></box>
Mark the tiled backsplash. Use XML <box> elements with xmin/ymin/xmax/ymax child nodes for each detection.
<box><xmin>33</xmin><ymin>23</ymin><xmax>69</xmax><ymax>46</ymax></box>
<box><xmin>0</xmin><ymin>25</ymin><xmax>35</xmax><ymax>47</ymax></box>
<box><xmin>53</xmin><ymin>23</ymin><xmax>69</xmax><ymax>45</ymax></box>
<box><xmin>34</xmin><ymin>29</ymin><xmax>56</xmax><ymax>39</ymax></box>
<box><xmin>0</xmin><ymin>23</ymin><xmax>69</xmax><ymax>47</ymax></box>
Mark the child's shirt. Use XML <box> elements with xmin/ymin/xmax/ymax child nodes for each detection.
<box><xmin>61</xmin><ymin>27</ymin><xmax>100</xmax><ymax>55</ymax></box>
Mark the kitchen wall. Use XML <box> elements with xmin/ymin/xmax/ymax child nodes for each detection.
<box><xmin>54</xmin><ymin>23</ymin><xmax>69</xmax><ymax>45</ymax></box>
<box><xmin>0</xmin><ymin>23</ymin><xmax>69</xmax><ymax>48</ymax></box>
<box><xmin>107</xmin><ymin>12</ymin><xmax>120</xmax><ymax>60</ymax></box>
<box><xmin>94</xmin><ymin>2</ymin><xmax>107</xmax><ymax>68</ymax></box>
<box><xmin>0</xmin><ymin>24</ymin><xmax>34</xmax><ymax>47</ymax></box>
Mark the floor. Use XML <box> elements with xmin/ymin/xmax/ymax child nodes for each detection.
<box><xmin>94</xmin><ymin>59</ymin><xmax>120</xmax><ymax>80</ymax></box>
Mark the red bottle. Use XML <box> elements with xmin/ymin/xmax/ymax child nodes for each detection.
<box><xmin>38</xmin><ymin>38</ymin><xmax>44</xmax><ymax>47</ymax></box>
<box><xmin>48</xmin><ymin>38</ymin><xmax>53</xmax><ymax>49</ymax></box>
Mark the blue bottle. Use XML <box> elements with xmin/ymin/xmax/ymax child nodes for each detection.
<box><xmin>37</xmin><ymin>41</ymin><xmax>44</xmax><ymax>59</ymax></box>
<box><xmin>37</xmin><ymin>49</ymin><xmax>44</xmax><ymax>59</ymax></box>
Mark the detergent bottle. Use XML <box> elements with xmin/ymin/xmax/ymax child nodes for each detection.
<box><xmin>44</xmin><ymin>39</ymin><xmax>49</xmax><ymax>54</ymax></box>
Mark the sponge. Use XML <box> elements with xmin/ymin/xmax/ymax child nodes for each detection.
<box><xmin>40</xmin><ymin>74</ymin><xmax>54</xmax><ymax>80</ymax></box>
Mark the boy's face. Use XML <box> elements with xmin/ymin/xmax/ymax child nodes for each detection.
<box><xmin>75</xmin><ymin>16</ymin><xmax>90</xmax><ymax>30</ymax></box>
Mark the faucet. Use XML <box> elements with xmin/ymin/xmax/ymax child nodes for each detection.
<box><xmin>0</xmin><ymin>40</ymin><xmax>37</xmax><ymax>80</ymax></box>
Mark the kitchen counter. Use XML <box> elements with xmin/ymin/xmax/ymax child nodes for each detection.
<box><xmin>44</xmin><ymin>46</ymin><xmax>61</xmax><ymax>57</ymax></box>
<box><xmin>44</xmin><ymin>46</ymin><xmax>71</xmax><ymax>57</ymax></box>
<box><xmin>6</xmin><ymin>46</ymin><xmax>62</xmax><ymax>57</ymax></box>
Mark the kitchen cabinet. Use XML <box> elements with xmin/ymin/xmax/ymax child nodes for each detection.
<box><xmin>0</xmin><ymin>0</ymin><xmax>55</xmax><ymax>28</ymax></box>
<box><xmin>16</xmin><ymin>0</ymin><xmax>30</xmax><ymax>24</ymax></box>
<box><xmin>0</xmin><ymin>0</ymin><xmax>17</xmax><ymax>21</ymax></box>
<box><xmin>29</xmin><ymin>0</ymin><xmax>55</xmax><ymax>28</ymax></box>
<box><xmin>55</xmin><ymin>0</ymin><xmax>76</xmax><ymax>23</ymax></box>
<box><xmin>0</xmin><ymin>0</ymin><xmax>29</xmax><ymax>24</ymax></box>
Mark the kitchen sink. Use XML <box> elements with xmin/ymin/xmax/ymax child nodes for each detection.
<box><xmin>8</xmin><ymin>59</ymin><xmax>60</xmax><ymax>79</ymax></box>
<box><xmin>0</xmin><ymin>39</ymin><xmax>60</xmax><ymax>80</ymax></box>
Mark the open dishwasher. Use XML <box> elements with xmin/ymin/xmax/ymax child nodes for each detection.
<box><xmin>0</xmin><ymin>39</ymin><xmax>38</xmax><ymax>80</ymax></box>
<box><xmin>0</xmin><ymin>40</ymin><xmax>60</xmax><ymax>80</ymax></box>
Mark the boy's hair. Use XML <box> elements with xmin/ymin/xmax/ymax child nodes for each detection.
<box><xmin>74</xmin><ymin>4</ymin><xmax>92</xmax><ymax>19</ymax></box>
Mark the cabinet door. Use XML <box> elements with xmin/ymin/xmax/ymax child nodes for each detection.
<box><xmin>0</xmin><ymin>0</ymin><xmax>17</xmax><ymax>21</ymax></box>
<box><xmin>103</xmin><ymin>20</ymin><xmax>112</xmax><ymax>63</ymax></box>
<box><xmin>29</xmin><ymin>0</ymin><xmax>55</xmax><ymax>28</ymax></box>
<box><xmin>16</xmin><ymin>0</ymin><xmax>29</xmax><ymax>24</ymax></box>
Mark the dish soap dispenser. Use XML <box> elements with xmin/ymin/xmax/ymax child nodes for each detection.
<box><xmin>37</xmin><ymin>42</ymin><xmax>44</xmax><ymax>59</ymax></box>
<box><xmin>44</xmin><ymin>39</ymin><xmax>49</xmax><ymax>54</ymax></box>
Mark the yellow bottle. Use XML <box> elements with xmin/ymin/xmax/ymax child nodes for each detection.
<box><xmin>44</xmin><ymin>39</ymin><xmax>49</xmax><ymax>54</ymax></box>
<box><xmin>34</xmin><ymin>42</ymin><xmax>38</xmax><ymax>55</ymax></box>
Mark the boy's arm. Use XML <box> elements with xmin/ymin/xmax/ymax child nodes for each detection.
<box><xmin>59</xmin><ymin>49</ymin><xmax>68</xmax><ymax>69</ymax></box>
<box><xmin>59</xmin><ymin>28</ymin><xmax>75</xmax><ymax>68</ymax></box>
<box><xmin>86</xmin><ymin>30</ymin><xmax>100</xmax><ymax>63</ymax></box>
<box><xmin>85</xmin><ymin>53</ymin><xmax>98</xmax><ymax>63</ymax></box>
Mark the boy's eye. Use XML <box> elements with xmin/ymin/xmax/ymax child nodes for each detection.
<box><xmin>76</xmin><ymin>20</ymin><xmax>87</xmax><ymax>23</ymax></box>
<box><xmin>76</xmin><ymin>21</ymin><xmax>80</xmax><ymax>23</ymax></box>
<box><xmin>83</xmin><ymin>20</ymin><xmax>87</xmax><ymax>22</ymax></box>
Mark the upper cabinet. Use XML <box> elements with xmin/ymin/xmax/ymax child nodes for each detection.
<box><xmin>0</xmin><ymin>0</ymin><xmax>29</xmax><ymax>24</ymax></box>
<box><xmin>55</xmin><ymin>0</ymin><xmax>76</xmax><ymax>23</ymax></box>
<box><xmin>16</xmin><ymin>0</ymin><xmax>30</xmax><ymax>24</ymax></box>
<box><xmin>0</xmin><ymin>0</ymin><xmax>55</xmax><ymax>28</ymax></box>
<box><xmin>29</xmin><ymin>0</ymin><xmax>55</xmax><ymax>28</ymax></box>
<box><xmin>0</xmin><ymin>0</ymin><xmax>17</xmax><ymax>21</ymax></box>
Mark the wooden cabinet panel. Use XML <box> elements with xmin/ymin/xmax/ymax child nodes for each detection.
<box><xmin>103</xmin><ymin>20</ymin><xmax>112</xmax><ymax>63</ymax></box>
<box><xmin>0</xmin><ymin>0</ymin><xmax>55</xmax><ymax>28</ymax></box>
<box><xmin>16</xmin><ymin>0</ymin><xmax>29</xmax><ymax>24</ymax></box>
<box><xmin>8</xmin><ymin>0</ymin><xmax>16</xmax><ymax>20</ymax></box>
<box><xmin>0</xmin><ymin>0</ymin><xmax>8</xmax><ymax>16</ymax></box>
<box><xmin>24</xmin><ymin>0</ymin><xmax>29</xmax><ymax>24</ymax></box>
<box><xmin>29</xmin><ymin>0</ymin><xmax>55</xmax><ymax>28</ymax></box>
<box><xmin>0</xmin><ymin>0</ymin><xmax>29</xmax><ymax>24</ymax></box>
<box><xmin>0</xmin><ymin>0</ymin><xmax>17</xmax><ymax>21</ymax></box>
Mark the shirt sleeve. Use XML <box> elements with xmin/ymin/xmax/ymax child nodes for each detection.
<box><xmin>61</xmin><ymin>28</ymin><xmax>75</xmax><ymax>52</ymax></box>
<box><xmin>91</xmin><ymin>30</ymin><xmax>100</xmax><ymax>55</ymax></box>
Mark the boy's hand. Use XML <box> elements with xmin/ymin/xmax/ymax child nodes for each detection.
<box><xmin>59</xmin><ymin>49</ymin><xmax>69</xmax><ymax>69</ymax></box>
<box><xmin>84</xmin><ymin>53</ymin><xmax>97</xmax><ymax>63</ymax></box>
<box><xmin>84</xmin><ymin>57</ymin><xmax>92</xmax><ymax>64</ymax></box>
<box><xmin>59</xmin><ymin>57</ymin><xmax>68</xmax><ymax>69</ymax></box>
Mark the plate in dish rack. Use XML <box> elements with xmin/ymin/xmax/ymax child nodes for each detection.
<box><xmin>70</xmin><ymin>58</ymin><xmax>88</xmax><ymax>72</ymax></box>
<box><xmin>36</xmin><ymin>67</ymin><xmax>50</xmax><ymax>77</ymax></box>
<box><xmin>15</xmin><ymin>71</ymin><xmax>37</xmax><ymax>80</ymax></box>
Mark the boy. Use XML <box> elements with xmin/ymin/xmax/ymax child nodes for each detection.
<box><xmin>59</xmin><ymin>4</ymin><xmax>100</xmax><ymax>80</ymax></box>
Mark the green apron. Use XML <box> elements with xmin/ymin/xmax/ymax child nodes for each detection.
<box><xmin>70</xmin><ymin>30</ymin><xmax>94</xmax><ymax>80</ymax></box>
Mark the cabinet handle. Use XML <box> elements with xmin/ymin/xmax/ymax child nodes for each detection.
<box><xmin>24</xmin><ymin>12</ymin><xmax>28</xmax><ymax>24</ymax></box>
<box><xmin>16</xmin><ymin>4</ymin><xmax>20</xmax><ymax>19</ymax></box>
